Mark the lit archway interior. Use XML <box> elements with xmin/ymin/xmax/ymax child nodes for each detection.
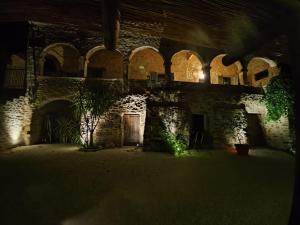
<box><xmin>128</xmin><ymin>47</ymin><xmax>165</xmax><ymax>80</ymax></box>
<box><xmin>41</xmin><ymin>44</ymin><xmax>80</xmax><ymax>77</ymax></box>
<box><xmin>210</xmin><ymin>54</ymin><xmax>243</xmax><ymax>85</ymax></box>
<box><xmin>171</xmin><ymin>50</ymin><xmax>204</xmax><ymax>83</ymax></box>
<box><xmin>86</xmin><ymin>48</ymin><xmax>123</xmax><ymax>78</ymax></box>
<box><xmin>247</xmin><ymin>57</ymin><xmax>280</xmax><ymax>87</ymax></box>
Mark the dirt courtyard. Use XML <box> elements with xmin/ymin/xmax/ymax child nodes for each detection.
<box><xmin>0</xmin><ymin>144</ymin><xmax>295</xmax><ymax>225</ymax></box>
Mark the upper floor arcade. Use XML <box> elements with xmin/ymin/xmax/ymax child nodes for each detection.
<box><xmin>0</xmin><ymin>21</ymin><xmax>283</xmax><ymax>96</ymax></box>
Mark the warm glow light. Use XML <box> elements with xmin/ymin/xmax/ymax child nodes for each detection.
<box><xmin>199</xmin><ymin>70</ymin><xmax>205</xmax><ymax>80</ymax></box>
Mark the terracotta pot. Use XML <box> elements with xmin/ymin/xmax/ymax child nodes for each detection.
<box><xmin>234</xmin><ymin>144</ymin><xmax>249</xmax><ymax>156</ymax></box>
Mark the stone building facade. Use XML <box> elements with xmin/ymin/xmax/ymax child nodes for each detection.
<box><xmin>0</xmin><ymin>21</ymin><xmax>292</xmax><ymax>152</ymax></box>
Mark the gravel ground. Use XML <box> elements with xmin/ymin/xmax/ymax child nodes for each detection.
<box><xmin>0</xmin><ymin>144</ymin><xmax>295</xmax><ymax>225</ymax></box>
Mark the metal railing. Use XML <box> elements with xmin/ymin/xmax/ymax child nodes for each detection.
<box><xmin>4</xmin><ymin>68</ymin><xmax>26</xmax><ymax>89</ymax></box>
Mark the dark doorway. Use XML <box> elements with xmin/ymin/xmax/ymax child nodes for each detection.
<box><xmin>124</xmin><ymin>114</ymin><xmax>140</xmax><ymax>146</ymax></box>
<box><xmin>41</xmin><ymin>113</ymin><xmax>59</xmax><ymax>143</ymax></box>
<box><xmin>31</xmin><ymin>100</ymin><xmax>80</xmax><ymax>144</ymax></box>
<box><xmin>189</xmin><ymin>114</ymin><xmax>205</xmax><ymax>149</ymax></box>
<box><xmin>247</xmin><ymin>114</ymin><xmax>266</xmax><ymax>147</ymax></box>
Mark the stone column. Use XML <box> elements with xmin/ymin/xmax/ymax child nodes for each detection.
<box><xmin>202</xmin><ymin>64</ymin><xmax>211</xmax><ymax>84</ymax></box>
<box><xmin>241</xmin><ymin>67</ymin><xmax>248</xmax><ymax>86</ymax></box>
<box><xmin>164</xmin><ymin>60</ymin><xmax>173</xmax><ymax>82</ymax></box>
<box><xmin>26</xmin><ymin>47</ymin><xmax>37</xmax><ymax>96</ymax></box>
<box><xmin>84</xmin><ymin>58</ymin><xmax>89</xmax><ymax>78</ymax></box>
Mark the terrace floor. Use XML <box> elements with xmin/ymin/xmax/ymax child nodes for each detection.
<box><xmin>0</xmin><ymin>144</ymin><xmax>295</xmax><ymax>225</ymax></box>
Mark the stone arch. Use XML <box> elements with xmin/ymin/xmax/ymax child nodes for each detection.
<box><xmin>84</xmin><ymin>46</ymin><xmax>123</xmax><ymax>79</ymax></box>
<box><xmin>247</xmin><ymin>57</ymin><xmax>280</xmax><ymax>87</ymax></box>
<box><xmin>30</xmin><ymin>99</ymin><xmax>78</xmax><ymax>144</ymax></box>
<box><xmin>171</xmin><ymin>50</ymin><xmax>204</xmax><ymax>83</ymax></box>
<box><xmin>128</xmin><ymin>46</ymin><xmax>165</xmax><ymax>80</ymax></box>
<box><xmin>39</xmin><ymin>43</ymin><xmax>80</xmax><ymax>77</ymax></box>
<box><xmin>210</xmin><ymin>54</ymin><xmax>243</xmax><ymax>85</ymax></box>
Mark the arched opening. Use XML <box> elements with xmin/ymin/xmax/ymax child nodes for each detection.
<box><xmin>44</xmin><ymin>55</ymin><xmax>61</xmax><ymax>76</ymax></box>
<box><xmin>30</xmin><ymin>100</ymin><xmax>80</xmax><ymax>144</ymax></box>
<box><xmin>4</xmin><ymin>54</ymin><xmax>26</xmax><ymax>89</ymax></box>
<box><xmin>128</xmin><ymin>46</ymin><xmax>165</xmax><ymax>80</ymax></box>
<box><xmin>85</xmin><ymin>47</ymin><xmax>123</xmax><ymax>78</ymax></box>
<box><xmin>40</xmin><ymin>43</ymin><xmax>80</xmax><ymax>77</ymax></box>
<box><xmin>247</xmin><ymin>57</ymin><xmax>280</xmax><ymax>87</ymax></box>
<box><xmin>171</xmin><ymin>50</ymin><xmax>204</xmax><ymax>83</ymax></box>
<box><xmin>210</xmin><ymin>54</ymin><xmax>243</xmax><ymax>85</ymax></box>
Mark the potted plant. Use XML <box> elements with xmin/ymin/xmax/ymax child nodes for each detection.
<box><xmin>234</xmin><ymin>134</ymin><xmax>249</xmax><ymax>156</ymax></box>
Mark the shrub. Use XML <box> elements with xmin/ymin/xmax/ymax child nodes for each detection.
<box><xmin>161</xmin><ymin>130</ymin><xmax>187</xmax><ymax>156</ymax></box>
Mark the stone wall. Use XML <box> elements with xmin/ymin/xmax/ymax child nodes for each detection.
<box><xmin>241</xmin><ymin>94</ymin><xmax>292</xmax><ymax>150</ymax></box>
<box><xmin>94</xmin><ymin>95</ymin><xmax>147</xmax><ymax>147</ymax></box>
<box><xmin>182</xmin><ymin>85</ymin><xmax>248</xmax><ymax>148</ymax></box>
<box><xmin>0</xmin><ymin>96</ymin><xmax>32</xmax><ymax>150</ymax></box>
<box><xmin>143</xmin><ymin>90</ymin><xmax>189</xmax><ymax>151</ymax></box>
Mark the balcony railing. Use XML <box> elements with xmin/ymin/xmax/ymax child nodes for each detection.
<box><xmin>4</xmin><ymin>69</ymin><xmax>26</xmax><ymax>89</ymax></box>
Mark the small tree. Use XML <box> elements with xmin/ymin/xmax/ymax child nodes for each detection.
<box><xmin>73</xmin><ymin>81</ymin><xmax>120</xmax><ymax>149</ymax></box>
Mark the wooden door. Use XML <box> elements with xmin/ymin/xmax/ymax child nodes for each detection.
<box><xmin>124</xmin><ymin>114</ymin><xmax>140</xmax><ymax>146</ymax></box>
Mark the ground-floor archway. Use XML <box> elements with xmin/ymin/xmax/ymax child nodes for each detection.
<box><xmin>31</xmin><ymin>100</ymin><xmax>80</xmax><ymax>144</ymax></box>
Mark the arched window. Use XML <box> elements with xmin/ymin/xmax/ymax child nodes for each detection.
<box><xmin>210</xmin><ymin>54</ymin><xmax>243</xmax><ymax>85</ymax></box>
<box><xmin>40</xmin><ymin>43</ymin><xmax>80</xmax><ymax>77</ymax></box>
<box><xmin>128</xmin><ymin>46</ymin><xmax>165</xmax><ymax>80</ymax></box>
<box><xmin>247</xmin><ymin>57</ymin><xmax>279</xmax><ymax>87</ymax></box>
<box><xmin>85</xmin><ymin>46</ymin><xmax>123</xmax><ymax>79</ymax></box>
<box><xmin>171</xmin><ymin>50</ymin><xmax>204</xmax><ymax>83</ymax></box>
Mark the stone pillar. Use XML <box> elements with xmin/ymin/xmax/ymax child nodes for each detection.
<box><xmin>26</xmin><ymin>47</ymin><xmax>37</xmax><ymax>97</ymax></box>
<box><xmin>241</xmin><ymin>67</ymin><xmax>248</xmax><ymax>86</ymax></box>
<box><xmin>202</xmin><ymin>64</ymin><xmax>211</xmax><ymax>84</ymax></box>
<box><xmin>102</xmin><ymin>0</ymin><xmax>120</xmax><ymax>50</ymax></box>
<box><xmin>164</xmin><ymin>60</ymin><xmax>173</xmax><ymax>82</ymax></box>
<box><xmin>79</xmin><ymin>56</ymin><xmax>85</xmax><ymax>76</ymax></box>
<box><xmin>39</xmin><ymin>58</ymin><xmax>45</xmax><ymax>77</ymax></box>
<box><xmin>84</xmin><ymin>58</ymin><xmax>89</xmax><ymax>78</ymax></box>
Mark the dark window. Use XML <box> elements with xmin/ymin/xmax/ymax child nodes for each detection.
<box><xmin>223</xmin><ymin>77</ymin><xmax>231</xmax><ymax>85</ymax></box>
<box><xmin>255</xmin><ymin>70</ymin><xmax>269</xmax><ymax>81</ymax></box>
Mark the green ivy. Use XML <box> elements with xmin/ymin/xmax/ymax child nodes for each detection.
<box><xmin>263</xmin><ymin>77</ymin><xmax>294</xmax><ymax>121</ymax></box>
<box><xmin>161</xmin><ymin>130</ymin><xmax>187</xmax><ymax>156</ymax></box>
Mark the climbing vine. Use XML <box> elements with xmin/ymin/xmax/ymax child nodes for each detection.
<box><xmin>263</xmin><ymin>77</ymin><xmax>294</xmax><ymax>121</ymax></box>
